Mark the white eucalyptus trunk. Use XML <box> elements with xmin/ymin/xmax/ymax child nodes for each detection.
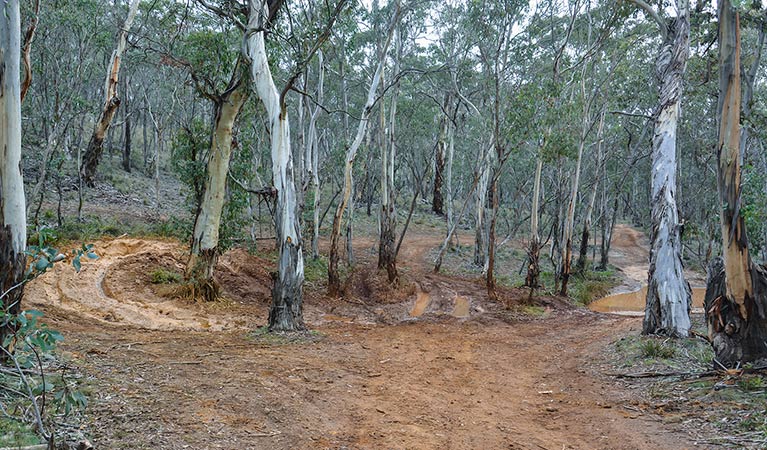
<box><xmin>559</xmin><ymin>137</ymin><xmax>584</xmax><ymax>296</ymax></box>
<box><xmin>186</xmin><ymin>80</ymin><xmax>248</xmax><ymax>300</ymax></box>
<box><xmin>378</xmin><ymin>25</ymin><xmax>401</xmax><ymax>283</ymax></box>
<box><xmin>308</xmin><ymin>51</ymin><xmax>324</xmax><ymax>260</ymax></box>
<box><xmin>643</xmin><ymin>3</ymin><xmax>692</xmax><ymax>337</ymax></box>
<box><xmin>474</xmin><ymin>161</ymin><xmax>489</xmax><ymax>267</ymax></box>
<box><xmin>525</xmin><ymin>156</ymin><xmax>543</xmax><ymax>288</ymax></box>
<box><xmin>246</xmin><ymin>0</ymin><xmax>305</xmax><ymax>331</ymax></box>
<box><xmin>445</xmin><ymin>113</ymin><xmax>455</xmax><ymax>241</ymax></box>
<box><xmin>576</xmin><ymin>112</ymin><xmax>605</xmax><ymax>273</ymax></box>
<box><xmin>0</xmin><ymin>0</ymin><xmax>26</xmax><ymax>351</ymax></box>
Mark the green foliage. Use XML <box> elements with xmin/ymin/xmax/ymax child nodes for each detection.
<box><xmin>1</xmin><ymin>244</ymin><xmax>92</xmax><ymax>445</ymax></box>
<box><xmin>304</xmin><ymin>256</ymin><xmax>329</xmax><ymax>286</ymax></box>
<box><xmin>569</xmin><ymin>269</ymin><xmax>617</xmax><ymax>306</ymax></box>
<box><xmin>639</xmin><ymin>340</ymin><xmax>676</xmax><ymax>359</ymax></box>
<box><xmin>150</xmin><ymin>268</ymin><xmax>183</xmax><ymax>284</ymax></box>
<box><xmin>41</xmin><ymin>216</ymin><xmax>192</xmax><ymax>245</ymax></box>
<box><xmin>0</xmin><ymin>418</ymin><xmax>41</xmax><ymax>446</ymax></box>
<box><xmin>738</xmin><ymin>375</ymin><xmax>765</xmax><ymax>391</ymax></box>
<box><xmin>521</xmin><ymin>305</ymin><xmax>547</xmax><ymax>317</ymax></box>
<box><xmin>742</xmin><ymin>163</ymin><xmax>767</xmax><ymax>253</ymax></box>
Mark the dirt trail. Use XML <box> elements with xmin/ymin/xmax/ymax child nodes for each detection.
<box><xmin>608</xmin><ymin>224</ymin><xmax>705</xmax><ymax>294</ymax></box>
<box><xmin>27</xmin><ymin>227</ymin><xmax>704</xmax><ymax>449</ymax></box>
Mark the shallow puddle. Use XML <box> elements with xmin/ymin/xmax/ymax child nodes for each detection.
<box><xmin>410</xmin><ymin>290</ymin><xmax>431</xmax><ymax>317</ymax></box>
<box><xmin>452</xmin><ymin>296</ymin><xmax>470</xmax><ymax>318</ymax></box>
<box><xmin>589</xmin><ymin>287</ymin><xmax>706</xmax><ymax>316</ymax></box>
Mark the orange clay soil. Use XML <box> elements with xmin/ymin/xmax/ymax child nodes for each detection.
<box><xmin>22</xmin><ymin>227</ymin><xmax>703</xmax><ymax>449</ymax></box>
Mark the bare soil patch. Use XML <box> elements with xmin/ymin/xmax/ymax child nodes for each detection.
<box><xmin>23</xmin><ymin>225</ymin><xmax>706</xmax><ymax>449</ymax></box>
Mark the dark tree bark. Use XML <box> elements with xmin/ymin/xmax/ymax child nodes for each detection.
<box><xmin>705</xmin><ymin>0</ymin><xmax>767</xmax><ymax>366</ymax></box>
<box><xmin>80</xmin><ymin>0</ymin><xmax>140</xmax><ymax>186</ymax></box>
<box><xmin>122</xmin><ymin>79</ymin><xmax>132</xmax><ymax>173</ymax></box>
<box><xmin>432</xmin><ymin>98</ymin><xmax>449</xmax><ymax>216</ymax></box>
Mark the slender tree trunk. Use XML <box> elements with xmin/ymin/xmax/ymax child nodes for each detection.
<box><xmin>0</xmin><ymin>0</ymin><xmax>26</xmax><ymax>355</ymax></box>
<box><xmin>445</xmin><ymin>107</ymin><xmax>456</xmax><ymax>246</ymax></box>
<box><xmin>154</xmin><ymin>125</ymin><xmax>161</xmax><ymax>206</ymax></box>
<box><xmin>705</xmin><ymin>0</ymin><xmax>767</xmax><ymax>366</ymax></box>
<box><xmin>432</xmin><ymin>95</ymin><xmax>450</xmax><ymax>215</ymax></box>
<box><xmin>559</xmin><ymin>137</ymin><xmax>585</xmax><ymax>297</ymax></box>
<box><xmin>143</xmin><ymin>95</ymin><xmax>149</xmax><ymax>169</ymax></box>
<box><xmin>474</xmin><ymin>163</ymin><xmax>489</xmax><ymax>267</ymax></box>
<box><xmin>186</xmin><ymin>76</ymin><xmax>248</xmax><ymax>301</ymax></box>
<box><xmin>434</xmin><ymin>148</ymin><xmax>489</xmax><ymax>273</ymax></box>
<box><xmin>308</xmin><ymin>52</ymin><xmax>324</xmax><ymax>261</ymax></box>
<box><xmin>246</xmin><ymin>0</ymin><xmax>306</xmax><ymax>331</ymax></box>
<box><xmin>122</xmin><ymin>78</ymin><xmax>132</xmax><ymax>173</ymax></box>
<box><xmin>79</xmin><ymin>0</ymin><xmax>140</xmax><ymax>186</ymax></box>
<box><xmin>526</xmin><ymin>156</ymin><xmax>544</xmax><ymax>288</ymax></box>
<box><xmin>378</xmin><ymin>26</ymin><xmax>401</xmax><ymax>284</ymax></box>
<box><xmin>328</xmin><ymin>4</ymin><xmax>399</xmax><ymax>295</ymax></box>
<box><xmin>576</xmin><ymin>112</ymin><xmax>605</xmax><ymax>274</ymax></box>
<box><xmin>27</xmin><ymin>119</ymin><xmax>65</xmax><ymax>219</ymax></box>
<box><xmin>345</xmin><ymin>183</ymin><xmax>354</xmax><ymax>265</ymax></box>
<box><xmin>643</xmin><ymin>4</ymin><xmax>692</xmax><ymax>337</ymax></box>
<box><xmin>487</xmin><ymin>164</ymin><xmax>499</xmax><ymax>298</ymax></box>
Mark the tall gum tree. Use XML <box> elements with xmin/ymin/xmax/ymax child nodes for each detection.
<box><xmin>185</xmin><ymin>69</ymin><xmax>248</xmax><ymax>301</ymax></box>
<box><xmin>378</xmin><ymin>24</ymin><xmax>402</xmax><ymax>284</ymax></box>
<box><xmin>328</xmin><ymin>2</ymin><xmax>400</xmax><ymax>296</ymax></box>
<box><xmin>243</xmin><ymin>0</ymin><xmax>345</xmax><ymax>326</ymax></box>
<box><xmin>704</xmin><ymin>0</ymin><xmax>767</xmax><ymax>366</ymax></box>
<box><xmin>245</xmin><ymin>0</ymin><xmax>305</xmax><ymax>331</ymax></box>
<box><xmin>631</xmin><ymin>0</ymin><xmax>693</xmax><ymax>337</ymax></box>
<box><xmin>0</xmin><ymin>0</ymin><xmax>25</xmax><ymax>353</ymax></box>
<box><xmin>80</xmin><ymin>0</ymin><xmax>140</xmax><ymax>186</ymax></box>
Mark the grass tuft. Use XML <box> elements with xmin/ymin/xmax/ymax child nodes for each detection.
<box><xmin>639</xmin><ymin>339</ymin><xmax>676</xmax><ymax>359</ymax></box>
<box><xmin>149</xmin><ymin>267</ymin><xmax>182</xmax><ymax>284</ymax></box>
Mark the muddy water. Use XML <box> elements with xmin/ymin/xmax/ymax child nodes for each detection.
<box><xmin>452</xmin><ymin>296</ymin><xmax>470</xmax><ymax>318</ymax></box>
<box><xmin>589</xmin><ymin>287</ymin><xmax>706</xmax><ymax>316</ymax></box>
<box><xmin>410</xmin><ymin>290</ymin><xmax>431</xmax><ymax>317</ymax></box>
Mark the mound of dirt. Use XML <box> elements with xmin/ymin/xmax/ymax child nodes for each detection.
<box><xmin>215</xmin><ymin>248</ymin><xmax>273</xmax><ymax>304</ymax></box>
<box><xmin>342</xmin><ymin>266</ymin><xmax>416</xmax><ymax>305</ymax></box>
<box><xmin>26</xmin><ymin>238</ymin><xmax>275</xmax><ymax>332</ymax></box>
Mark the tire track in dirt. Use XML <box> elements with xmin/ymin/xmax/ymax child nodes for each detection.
<box><xmin>25</xmin><ymin>238</ymin><xmax>240</xmax><ymax>331</ymax></box>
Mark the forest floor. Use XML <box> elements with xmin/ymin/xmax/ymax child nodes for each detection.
<box><xmin>18</xmin><ymin>214</ymin><xmax>728</xmax><ymax>450</ymax></box>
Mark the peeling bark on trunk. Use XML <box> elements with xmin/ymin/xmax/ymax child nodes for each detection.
<box><xmin>186</xmin><ymin>76</ymin><xmax>248</xmax><ymax>301</ymax></box>
<box><xmin>432</xmin><ymin>95</ymin><xmax>450</xmax><ymax>216</ymax></box>
<box><xmin>0</xmin><ymin>0</ymin><xmax>26</xmax><ymax>355</ymax></box>
<box><xmin>643</xmin><ymin>5</ymin><xmax>692</xmax><ymax>337</ymax></box>
<box><xmin>246</xmin><ymin>0</ymin><xmax>305</xmax><ymax>331</ymax></box>
<box><xmin>705</xmin><ymin>1</ymin><xmax>767</xmax><ymax>366</ymax></box>
<box><xmin>327</xmin><ymin>7</ymin><xmax>399</xmax><ymax>296</ymax></box>
<box><xmin>526</xmin><ymin>157</ymin><xmax>543</xmax><ymax>288</ymax></box>
<box><xmin>80</xmin><ymin>0</ymin><xmax>140</xmax><ymax>186</ymax></box>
